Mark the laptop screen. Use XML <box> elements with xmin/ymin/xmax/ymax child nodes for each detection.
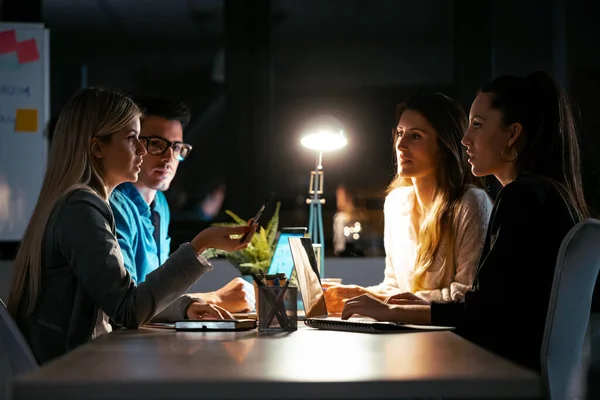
<box><xmin>288</xmin><ymin>237</ymin><xmax>328</xmax><ymax>318</ymax></box>
<box><xmin>267</xmin><ymin>228</ymin><xmax>306</xmax><ymax>277</ymax></box>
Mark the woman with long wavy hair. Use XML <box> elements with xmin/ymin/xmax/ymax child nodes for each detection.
<box><xmin>325</xmin><ymin>93</ymin><xmax>493</xmax><ymax>313</ymax></box>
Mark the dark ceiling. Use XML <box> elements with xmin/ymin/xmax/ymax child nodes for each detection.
<box><xmin>42</xmin><ymin>0</ymin><xmax>452</xmax><ymax>44</ymax></box>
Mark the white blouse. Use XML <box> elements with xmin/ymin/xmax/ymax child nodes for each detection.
<box><xmin>369</xmin><ymin>186</ymin><xmax>493</xmax><ymax>302</ymax></box>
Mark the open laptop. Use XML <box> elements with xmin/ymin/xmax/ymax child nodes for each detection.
<box><xmin>288</xmin><ymin>237</ymin><xmax>454</xmax><ymax>333</ymax></box>
<box><xmin>267</xmin><ymin>227</ymin><xmax>307</xmax><ymax>277</ymax></box>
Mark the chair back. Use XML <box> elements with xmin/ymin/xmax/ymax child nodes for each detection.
<box><xmin>541</xmin><ymin>218</ymin><xmax>600</xmax><ymax>400</ymax></box>
<box><xmin>0</xmin><ymin>298</ymin><xmax>37</xmax><ymax>377</ymax></box>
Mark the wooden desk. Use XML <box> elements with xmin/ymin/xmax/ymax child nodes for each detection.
<box><xmin>11</xmin><ymin>325</ymin><xmax>541</xmax><ymax>400</ymax></box>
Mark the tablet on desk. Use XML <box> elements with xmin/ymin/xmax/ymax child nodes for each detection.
<box><xmin>175</xmin><ymin>319</ymin><xmax>256</xmax><ymax>331</ymax></box>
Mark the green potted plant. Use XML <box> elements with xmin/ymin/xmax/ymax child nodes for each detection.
<box><xmin>202</xmin><ymin>202</ymin><xmax>281</xmax><ymax>277</ymax></box>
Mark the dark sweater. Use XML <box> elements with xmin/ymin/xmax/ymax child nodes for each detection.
<box><xmin>16</xmin><ymin>189</ymin><xmax>212</xmax><ymax>364</ymax></box>
<box><xmin>431</xmin><ymin>174</ymin><xmax>577</xmax><ymax>371</ymax></box>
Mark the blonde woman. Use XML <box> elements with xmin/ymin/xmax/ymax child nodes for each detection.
<box><xmin>324</xmin><ymin>93</ymin><xmax>493</xmax><ymax>313</ymax></box>
<box><xmin>8</xmin><ymin>88</ymin><xmax>256</xmax><ymax>364</ymax></box>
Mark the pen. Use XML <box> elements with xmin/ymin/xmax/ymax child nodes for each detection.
<box><xmin>250</xmin><ymin>273</ymin><xmax>266</xmax><ymax>288</ymax></box>
<box><xmin>258</xmin><ymin>270</ymin><xmax>268</xmax><ymax>286</ymax></box>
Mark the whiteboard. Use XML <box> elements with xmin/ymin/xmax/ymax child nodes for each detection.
<box><xmin>0</xmin><ymin>23</ymin><xmax>49</xmax><ymax>241</ymax></box>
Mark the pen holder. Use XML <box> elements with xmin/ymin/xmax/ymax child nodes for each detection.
<box><xmin>258</xmin><ymin>286</ymin><xmax>298</xmax><ymax>332</ymax></box>
<box><xmin>253</xmin><ymin>273</ymin><xmax>287</xmax><ymax>312</ymax></box>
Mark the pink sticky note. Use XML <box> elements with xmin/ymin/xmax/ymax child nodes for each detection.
<box><xmin>16</xmin><ymin>38</ymin><xmax>39</xmax><ymax>64</ymax></box>
<box><xmin>0</xmin><ymin>30</ymin><xmax>18</xmax><ymax>54</ymax></box>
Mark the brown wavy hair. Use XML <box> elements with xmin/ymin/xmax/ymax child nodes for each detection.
<box><xmin>388</xmin><ymin>93</ymin><xmax>480</xmax><ymax>291</ymax></box>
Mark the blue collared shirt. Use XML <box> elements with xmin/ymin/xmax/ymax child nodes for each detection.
<box><xmin>109</xmin><ymin>183</ymin><xmax>171</xmax><ymax>284</ymax></box>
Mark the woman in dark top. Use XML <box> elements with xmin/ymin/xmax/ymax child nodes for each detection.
<box><xmin>341</xmin><ymin>71</ymin><xmax>590</xmax><ymax>372</ymax></box>
<box><xmin>8</xmin><ymin>88</ymin><xmax>257</xmax><ymax>364</ymax></box>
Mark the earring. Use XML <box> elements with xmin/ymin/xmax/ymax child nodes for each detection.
<box><xmin>501</xmin><ymin>146</ymin><xmax>518</xmax><ymax>162</ymax></box>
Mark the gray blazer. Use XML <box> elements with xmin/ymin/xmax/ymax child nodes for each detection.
<box><xmin>16</xmin><ymin>189</ymin><xmax>212</xmax><ymax>364</ymax></box>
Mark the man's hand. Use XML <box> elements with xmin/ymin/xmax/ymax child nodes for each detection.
<box><xmin>186</xmin><ymin>302</ymin><xmax>234</xmax><ymax>320</ymax></box>
<box><xmin>196</xmin><ymin>278</ymin><xmax>256</xmax><ymax>313</ymax></box>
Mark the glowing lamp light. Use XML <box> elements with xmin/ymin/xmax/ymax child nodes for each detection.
<box><xmin>300</xmin><ymin>130</ymin><xmax>347</xmax><ymax>151</ymax></box>
<box><xmin>300</xmin><ymin>115</ymin><xmax>348</xmax><ymax>276</ymax></box>
<box><xmin>300</xmin><ymin>115</ymin><xmax>348</xmax><ymax>152</ymax></box>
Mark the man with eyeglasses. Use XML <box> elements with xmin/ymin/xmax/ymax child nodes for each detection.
<box><xmin>109</xmin><ymin>96</ymin><xmax>255</xmax><ymax>313</ymax></box>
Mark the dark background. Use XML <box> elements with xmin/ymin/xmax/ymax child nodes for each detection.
<box><xmin>1</xmin><ymin>0</ymin><xmax>599</xmax><ymax>256</ymax></box>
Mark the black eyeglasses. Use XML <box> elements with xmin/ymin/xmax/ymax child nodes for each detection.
<box><xmin>139</xmin><ymin>136</ymin><xmax>193</xmax><ymax>161</ymax></box>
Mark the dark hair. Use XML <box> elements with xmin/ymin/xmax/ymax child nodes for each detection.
<box><xmin>479</xmin><ymin>71</ymin><xmax>589</xmax><ymax>219</ymax></box>
<box><xmin>132</xmin><ymin>95</ymin><xmax>191</xmax><ymax>129</ymax></box>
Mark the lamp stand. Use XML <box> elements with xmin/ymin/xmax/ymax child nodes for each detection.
<box><xmin>307</xmin><ymin>151</ymin><xmax>326</xmax><ymax>276</ymax></box>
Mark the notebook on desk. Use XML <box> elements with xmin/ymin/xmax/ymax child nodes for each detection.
<box><xmin>288</xmin><ymin>237</ymin><xmax>454</xmax><ymax>333</ymax></box>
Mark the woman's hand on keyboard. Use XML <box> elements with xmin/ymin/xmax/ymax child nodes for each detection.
<box><xmin>341</xmin><ymin>294</ymin><xmax>395</xmax><ymax>321</ymax></box>
<box><xmin>385</xmin><ymin>292</ymin><xmax>429</xmax><ymax>306</ymax></box>
<box><xmin>342</xmin><ymin>293</ymin><xmax>432</xmax><ymax>325</ymax></box>
<box><xmin>323</xmin><ymin>284</ymin><xmax>369</xmax><ymax>314</ymax></box>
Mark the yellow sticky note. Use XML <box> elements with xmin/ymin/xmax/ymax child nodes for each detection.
<box><xmin>15</xmin><ymin>109</ymin><xmax>38</xmax><ymax>132</ymax></box>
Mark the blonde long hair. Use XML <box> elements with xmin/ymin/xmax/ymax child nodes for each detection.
<box><xmin>8</xmin><ymin>88</ymin><xmax>141</xmax><ymax>317</ymax></box>
<box><xmin>388</xmin><ymin>93</ymin><xmax>479</xmax><ymax>292</ymax></box>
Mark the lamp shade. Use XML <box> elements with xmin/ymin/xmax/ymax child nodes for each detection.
<box><xmin>300</xmin><ymin>115</ymin><xmax>347</xmax><ymax>151</ymax></box>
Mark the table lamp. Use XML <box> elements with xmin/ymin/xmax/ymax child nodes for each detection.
<box><xmin>300</xmin><ymin>115</ymin><xmax>347</xmax><ymax>276</ymax></box>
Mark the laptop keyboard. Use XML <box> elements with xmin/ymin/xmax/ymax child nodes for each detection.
<box><xmin>304</xmin><ymin>318</ymin><xmax>403</xmax><ymax>332</ymax></box>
